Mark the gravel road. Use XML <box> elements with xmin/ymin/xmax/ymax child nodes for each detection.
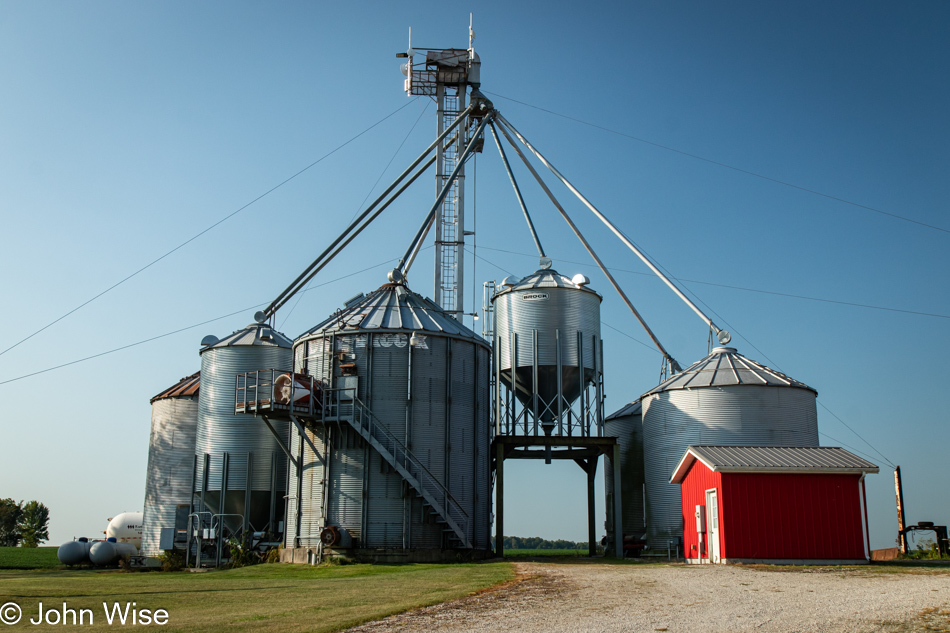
<box><xmin>347</xmin><ymin>561</ymin><xmax>950</xmax><ymax>633</ymax></box>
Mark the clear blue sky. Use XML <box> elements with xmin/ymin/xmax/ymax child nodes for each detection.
<box><xmin>1</xmin><ymin>1</ymin><xmax>947</xmax><ymax>550</ymax></box>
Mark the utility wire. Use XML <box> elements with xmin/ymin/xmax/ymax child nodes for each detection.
<box><xmin>0</xmin><ymin>258</ymin><xmax>398</xmax><ymax>387</ymax></box>
<box><xmin>485</xmin><ymin>91</ymin><xmax>949</xmax><ymax>235</ymax></box>
<box><xmin>475</xmin><ymin>245</ymin><xmax>950</xmax><ymax>320</ymax></box>
<box><xmin>0</xmin><ymin>99</ymin><xmax>419</xmax><ymax>360</ymax></box>
<box><xmin>280</xmin><ymin>102</ymin><xmax>430</xmax><ymax>330</ymax></box>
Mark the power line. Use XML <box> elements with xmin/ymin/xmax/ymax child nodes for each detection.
<box><xmin>0</xmin><ymin>258</ymin><xmax>397</xmax><ymax>387</ymax></box>
<box><xmin>475</xmin><ymin>245</ymin><xmax>950</xmax><ymax>320</ymax></box>
<box><xmin>0</xmin><ymin>99</ymin><xmax>419</xmax><ymax>360</ymax></box>
<box><xmin>280</xmin><ymin>102</ymin><xmax>431</xmax><ymax>329</ymax></box>
<box><xmin>485</xmin><ymin>91</ymin><xmax>949</xmax><ymax>236</ymax></box>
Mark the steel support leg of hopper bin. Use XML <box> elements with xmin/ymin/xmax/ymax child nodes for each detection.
<box><xmin>495</xmin><ymin>440</ymin><xmax>504</xmax><ymax>558</ymax></box>
<box><xmin>493</xmin><ymin>437</ymin><xmax>622</xmax><ymax>558</ymax></box>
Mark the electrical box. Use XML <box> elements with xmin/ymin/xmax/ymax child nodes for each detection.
<box><xmin>159</xmin><ymin>527</ymin><xmax>176</xmax><ymax>551</ymax></box>
<box><xmin>336</xmin><ymin>376</ymin><xmax>358</xmax><ymax>400</ymax></box>
<box><xmin>695</xmin><ymin>505</ymin><xmax>706</xmax><ymax>533</ymax></box>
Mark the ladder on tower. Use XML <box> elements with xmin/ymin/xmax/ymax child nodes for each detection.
<box><xmin>435</xmin><ymin>86</ymin><xmax>464</xmax><ymax>318</ymax></box>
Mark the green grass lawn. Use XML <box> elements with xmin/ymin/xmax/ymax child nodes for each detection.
<box><xmin>0</xmin><ymin>547</ymin><xmax>60</xmax><ymax>570</ymax></box>
<box><xmin>0</xmin><ymin>561</ymin><xmax>513</xmax><ymax>632</ymax></box>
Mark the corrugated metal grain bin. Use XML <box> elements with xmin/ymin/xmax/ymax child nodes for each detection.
<box><xmin>288</xmin><ymin>281</ymin><xmax>491</xmax><ymax>556</ymax></box>
<box><xmin>491</xmin><ymin>268</ymin><xmax>602</xmax><ymax>432</ymax></box>
<box><xmin>194</xmin><ymin>323</ymin><xmax>292</xmax><ymax>535</ymax></box>
<box><xmin>641</xmin><ymin>347</ymin><xmax>819</xmax><ymax>551</ymax></box>
<box><xmin>604</xmin><ymin>400</ymin><xmax>645</xmax><ymax>552</ymax></box>
<box><xmin>141</xmin><ymin>372</ymin><xmax>199</xmax><ymax>556</ymax></box>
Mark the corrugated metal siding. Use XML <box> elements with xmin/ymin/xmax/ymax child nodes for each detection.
<box><xmin>604</xmin><ymin>411</ymin><xmax>646</xmax><ymax>542</ymax></box>
<box><xmin>327</xmin><ymin>425</ymin><xmax>364</xmax><ymax>541</ymax></box>
<box><xmin>721</xmin><ymin>472</ymin><xmax>865</xmax><ymax>560</ymax></box>
<box><xmin>411</xmin><ymin>337</ymin><xmax>449</xmax><ymax>488</ymax></box>
<box><xmin>298</xmin><ymin>427</ymin><xmax>327</xmax><ymax>547</ymax></box>
<box><xmin>474</xmin><ymin>346</ymin><xmax>491</xmax><ymax>549</ymax></box>
<box><xmin>284</xmin><ymin>428</ymin><xmax>300</xmax><ymax>548</ymax></box>
<box><xmin>678</xmin><ymin>460</ymin><xmax>723</xmax><ymax>561</ymax></box>
<box><xmin>642</xmin><ymin>385</ymin><xmax>818</xmax><ymax>550</ymax></box>
<box><xmin>365</xmin><ymin>448</ymin><xmax>405</xmax><ymax>547</ymax></box>
<box><xmin>493</xmin><ymin>280</ymin><xmax>601</xmax><ymax>370</ymax></box>
<box><xmin>450</xmin><ymin>340</ymin><xmax>475</xmax><ymax>545</ymax></box>
<box><xmin>142</xmin><ymin>395</ymin><xmax>198</xmax><ymax>556</ymax></box>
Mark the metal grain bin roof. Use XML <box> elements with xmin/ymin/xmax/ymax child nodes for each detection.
<box><xmin>606</xmin><ymin>400</ymin><xmax>641</xmax><ymax>421</ymax></box>
<box><xmin>203</xmin><ymin>323</ymin><xmax>293</xmax><ymax>350</ymax></box>
<box><xmin>670</xmin><ymin>445</ymin><xmax>879</xmax><ymax>483</ymax></box>
<box><xmin>150</xmin><ymin>372</ymin><xmax>200</xmax><ymax>403</ymax></box>
<box><xmin>643</xmin><ymin>347</ymin><xmax>815</xmax><ymax>397</ymax></box>
<box><xmin>493</xmin><ymin>268</ymin><xmax>602</xmax><ymax>299</ymax></box>
<box><xmin>299</xmin><ymin>282</ymin><xmax>488</xmax><ymax>346</ymax></box>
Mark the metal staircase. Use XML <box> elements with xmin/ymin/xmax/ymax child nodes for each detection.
<box><xmin>322</xmin><ymin>389</ymin><xmax>471</xmax><ymax>549</ymax></box>
<box><xmin>235</xmin><ymin>371</ymin><xmax>471</xmax><ymax>548</ymax></box>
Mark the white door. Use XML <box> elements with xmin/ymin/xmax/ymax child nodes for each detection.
<box><xmin>706</xmin><ymin>490</ymin><xmax>721</xmax><ymax>563</ymax></box>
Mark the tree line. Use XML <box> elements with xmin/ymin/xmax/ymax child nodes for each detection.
<box><xmin>501</xmin><ymin>535</ymin><xmax>596</xmax><ymax>550</ymax></box>
<box><xmin>0</xmin><ymin>499</ymin><xmax>50</xmax><ymax>547</ymax></box>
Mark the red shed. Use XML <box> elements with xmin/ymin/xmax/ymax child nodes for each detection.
<box><xmin>670</xmin><ymin>445</ymin><xmax>878</xmax><ymax>564</ymax></box>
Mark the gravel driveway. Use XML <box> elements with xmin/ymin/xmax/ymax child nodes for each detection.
<box><xmin>348</xmin><ymin>561</ymin><xmax>950</xmax><ymax>633</ymax></box>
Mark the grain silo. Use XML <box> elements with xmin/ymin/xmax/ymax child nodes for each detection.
<box><xmin>141</xmin><ymin>372</ymin><xmax>199</xmax><ymax>556</ymax></box>
<box><xmin>286</xmin><ymin>280</ymin><xmax>492</xmax><ymax>560</ymax></box>
<box><xmin>603</xmin><ymin>400</ymin><xmax>645</xmax><ymax>555</ymax></box>
<box><xmin>194</xmin><ymin>321</ymin><xmax>293</xmax><ymax>546</ymax></box>
<box><xmin>491</xmin><ymin>267</ymin><xmax>602</xmax><ymax>434</ymax></box>
<box><xmin>641</xmin><ymin>346</ymin><xmax>819</xmax><ymax>551</ymax></box>
<box><xmin>489</xmin><ymin>266</ymin><xmax>623</xmax><ymax>558</ymax></box>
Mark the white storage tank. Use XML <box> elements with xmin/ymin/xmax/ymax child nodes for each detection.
<box><xmin>641</xmin><ymin>346</ymin><xmax>819</xmax><ymax>551</ymax></box>
<box><xmin>141</xmin><ymin>372</ymin><xmax>199</xmax><ymax>556</ymax></box>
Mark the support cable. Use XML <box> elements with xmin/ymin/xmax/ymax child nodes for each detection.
<box><xmin>399</xmin><ymin>112</ymin><xmax>494</xmax><ymax>278</ymax></box>
<box><xmin>493</xmin><ymin>117</ymin><xmax>681</xmax><ymax>373</ymax></box>
<box><xmin>264</xmin><ymin>103</ymin><xmax>475</xmax><ymax>317</ymax></box>
<box><xmin>495</xmin><ymin>113</ymin><xmax>730</xmax><ymax>345</ymax></box>
<box><xmin>268</xmin><ymin>154</ymin><xmax>437</xmax><ymax>315</ymax></box>
<box><xmin>487</xmin><ymin>122</ymin><xmax>545</xmax><ymax>258</ymax></box>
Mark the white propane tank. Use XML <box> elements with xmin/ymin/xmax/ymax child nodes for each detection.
<box><xmin>105</xmin><ymin>512</ymin><xmax>143</xmax><ymax>551</ymax></box>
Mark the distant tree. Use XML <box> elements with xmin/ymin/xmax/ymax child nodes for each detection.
<box><xmin>18</xmin><ymin>501</ymin><xmax>50</xmax><ymax>548</ymax></box>
<box><xmin>0</xmin><ymin>499</ymin><xmax>22</xmax><ymax>547</ymax></box>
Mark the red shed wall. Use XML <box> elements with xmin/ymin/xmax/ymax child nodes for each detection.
<box><xmin>720</xmin><ymin>472</ymin><xmax>865</xmax><ymax>560</ymax></box>
<box><xmin>679</xmin><ymin>461</ymin><xmax>722</xmax><ymax>561</ymax></box>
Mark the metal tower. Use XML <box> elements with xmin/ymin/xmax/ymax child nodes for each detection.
<box><xmin>401</xmin><ymin>28</ymin><xmax>482</xmax><ymax>319</ymax></box>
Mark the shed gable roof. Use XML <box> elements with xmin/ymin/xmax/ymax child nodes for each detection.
<box><xmin>670</xmin><ymin>445</ymin><xmax>879</xmax><ymax>483</ymax></box>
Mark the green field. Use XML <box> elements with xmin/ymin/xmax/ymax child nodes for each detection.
<box><xmin>0</xmin><ymin>561</ymin><xmax>513</xmax><ymax>632</ymax></box>
<box><xmin>504</xmin><ymin>548</ymin><xmax>592</xmax><ymax>557</ymax></box>
<box><xmin>0</xmin><ymin>547</ymin><xmax>60</xmax><ymax>570</ymax></box>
